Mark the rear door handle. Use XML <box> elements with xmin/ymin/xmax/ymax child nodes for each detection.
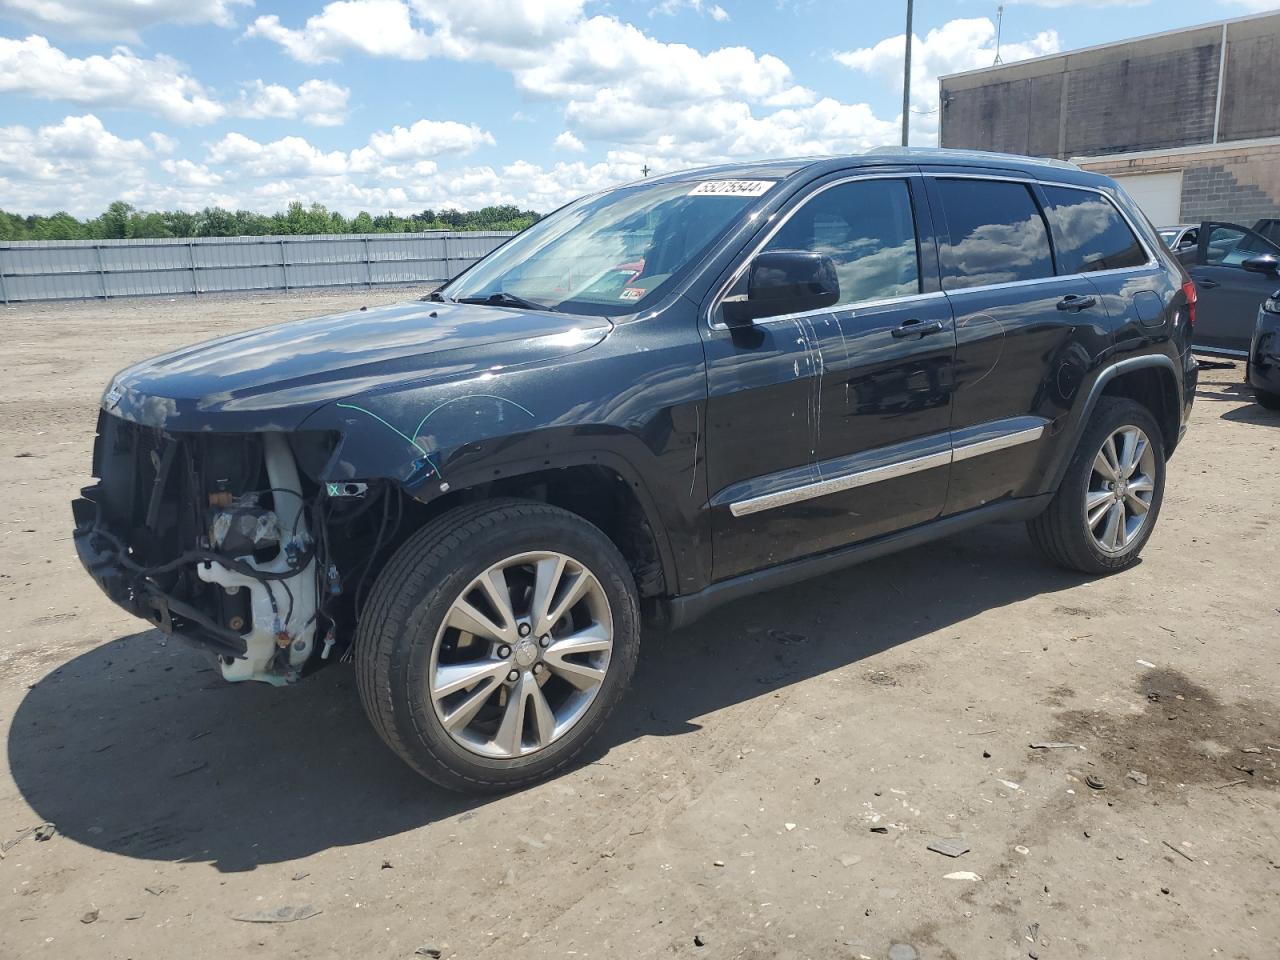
<box><xmin>891</xmin><ymin>318</ymin><xmax>945</xmax><ymax>339</ymax></box>
<box><xmin>1056</xmin><ymin>294</ymin><xmax>1097</xmax><ymax>312</ymax></box>
<box><xmin>1197</xmin><ymin>279</ymin><xmax>1219</xmax><ymax>289</ymax></box>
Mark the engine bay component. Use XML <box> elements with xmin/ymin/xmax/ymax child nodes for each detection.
<box><xmin>197</xmin><ymin>434</ymin><xmax>316</xmax><ymax>684</ymax></box>
<box><xmin>209</xmin><ymin>499</ymin><xmax>281</xmax><ymax>556</ymax></box>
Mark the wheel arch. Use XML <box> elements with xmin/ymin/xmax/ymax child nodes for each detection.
<box><xmin>1043</xmin><ymin>353</ymin><xmax>1181</xmax><ymax>494</ymax></box>
<box><xmin>1097</xmin><ymin>360</ymin><xmax>1181</xmax><ymax>459</ymax></box>
<box><xmin>407</xmin><ymin>453</ymin><xmax>677</xmax><ymax>601</ymax></box>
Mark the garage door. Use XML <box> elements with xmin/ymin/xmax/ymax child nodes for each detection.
<box><xmin>1111</xmin><ymin>171</ymin><xmax>1183</xmax><ymax>227</ymax></box>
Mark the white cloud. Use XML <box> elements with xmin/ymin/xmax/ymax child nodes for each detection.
<box><xmin>554</xmin><ymin>131</ymin><xmax>585</xmax><ymax>152</ymax></box>
<box><xmin>0</xmin><ymin>34</ymin><xmax>225</xmax><ymax>125</ymax></box>
<box><xmin>0</xmin><ymin>114</ymin><xmax>148</xmax><ymax>193</ymax></box>
<box><xmin>1218</xmin><ymin>0</ymin><xmax>1278</xmax><ymax>9</ymax></box>
<box><xmin>235</xmin><ymin>79</ymin><xmax>351</xmax><ymax>126</ymax></box>
<box><xmin>207</xmin><ymin>118</ymin><xmax>495</xmax><ymax>180</ymax></box>
<box><xmin>1</xmin><ymin>15</ymin><xmax>1074</xmax><ymax>218</ymax></box>
<box><xmin>243</xmin><ymin>3</ymin><xmax>882</xmax><ymax>177</ymax></box>
<box><xmin>514</xmin><ymin>18</ymin><xmax>799</xmax><ymax>105</ymax></box>
<box><xmin>0</xmin><ymin>0</ymin><xmax>251</xmax><ymax>41</ymax></box>
<box><xmin>651</xmin><ymin>0</ymin><xmax>730</xmax><ymax>20</ymax></box>
<box><xmin>358</xmin><ymin>118</ymin><xmax>494</xmax><ymax>161</ymax></box>
<box><xmin>149</xmin><ymin>132</ymin><xmax>179</xmax><ymax>154</ymax></box>
<box><xmin>244</xmin><ymin>0</ymin><xmax>432</xmax><ymax>64</ymax></box>
<box><xmin>835</xmin><ymin>17</ymin><xmax>1060</xmax><ymax>143</ymax></box>
<box><xmin>248</xmin><ymin>4</ymin><xmax>809</xmax><ymax>132</ymax></box>
<box><xmin>407</xmin><ymin>0</ymin><xmax>586</xmax><ymax>58</ymax></box>
<box><xmin>161</xmin><ymin>158</ymin><xmax>223</xmax><ymax>187</ymax></box>
<box><xmin>207</xmin><ymin>133</ymin><xmax>349</xmax><ymax>177</ymax></box>
<box><xmin>1008</xmin><ymin>0</ymin><xmax>1147</xmax><ymax>6</ymax></box>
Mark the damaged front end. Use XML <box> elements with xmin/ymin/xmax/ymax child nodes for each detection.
<box><xmin>73</xmin><ymin>412</ymin><xmax>398</xmax><ymax>685</ymax></box>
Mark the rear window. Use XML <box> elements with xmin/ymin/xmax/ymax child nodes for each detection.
<box><xmin>1041</xmin><ymin>185</ymin><xmax>1148</xmax><ymax>274</ymax></box>
<box><xmin>933</xmin><ymin>179</ymin><xmax>1055</xmax><ymax>290</ymax></box>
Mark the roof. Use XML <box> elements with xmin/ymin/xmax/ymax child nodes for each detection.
<box><xmin>643</xmin><ymin>147</ymin><xmax>1089</xmax><ymax>187</ymax></box>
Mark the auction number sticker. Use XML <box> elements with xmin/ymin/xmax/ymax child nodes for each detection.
<box><xmin>689</xmin><ymin>180</ymin><xmax>775</xmax><ymax>197</ymax></box>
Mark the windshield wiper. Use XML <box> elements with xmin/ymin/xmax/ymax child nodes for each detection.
<box><xmin>420</xmin><ymin>289</ymin><xmax>453</xmax><ymax>302</ymax></box>
<box><xmin>456</xmin><ymin>291</ymin><xmax>557</xmax><ymax>312</ymax></box>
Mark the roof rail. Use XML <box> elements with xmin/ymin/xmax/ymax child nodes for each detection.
<box><xmin>865</xmin><ymin>145</ymin><xmax>1081</xmax><ymax>170</ymax></box>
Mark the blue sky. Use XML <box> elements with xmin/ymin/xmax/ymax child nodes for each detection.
<box><xmin>0</xmin><ymin>0</ymin><xmax>1272</xmax><ymax>216</ymax></box>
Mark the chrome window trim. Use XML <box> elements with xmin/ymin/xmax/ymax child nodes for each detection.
<box><xmin>706</xmin><ymin>171</ymin><xmax>928</xmax><ymax>332</ymax></box>
<box><xmin>937</xmin><ymin>264</ymin><xmax>1155</xmax><ymax>298</ymax></box>
<box><xmin>709</xmin><ymin>289</ymin><xmax>947</xmax><ymax>330</ymax></box>
<box><xmin>728</xmin><ymin>421</ymin><xmax>1046</xmax><ymax>518</ymax></box>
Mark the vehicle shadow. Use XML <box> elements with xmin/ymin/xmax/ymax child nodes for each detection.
<box><xmin>8</xmin><ymin>521</ymin><xmax>1085</xmax><ymax>872</ymax></box>
<box><xmin>1193</xmin><ymin>379</ymin><xmax>1249</xmax><ymax>402</ymax></box>
<box><xmin>1221</xmin><ymin>402</ymin><xmax>1279</xmax><ymax>424</ymax></box>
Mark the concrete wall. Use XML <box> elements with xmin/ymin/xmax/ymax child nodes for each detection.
<box><xmin>1078</xmin><ymin>140</ymin><xmax>1280</xmax><ymax>225</ymax></box>
<box><xmin>939</xmin><ymin>11</ymin><xmax>1280</xmax><ymax>159</ymax></box>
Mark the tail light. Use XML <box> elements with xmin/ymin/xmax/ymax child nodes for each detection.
<box><xmin>1182</xmin><ymin>278</ymin><xmax>1197</xmax><ymax>329</ymax></box>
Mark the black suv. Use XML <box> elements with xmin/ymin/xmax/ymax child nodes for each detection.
<box><xmin>73</xmin><ymin>150</ymin><xmax>1197</xmax><ymax>792</ymax></box>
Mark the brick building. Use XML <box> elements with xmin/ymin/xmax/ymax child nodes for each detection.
<box><xmin>938</xmin><ymin>11</ymin><xmax>1280</xmax><ymax>228</ymax></box>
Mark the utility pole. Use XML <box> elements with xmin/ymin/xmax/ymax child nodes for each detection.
<box><xmin>901</xmin><ymin>0</ymin><xmax>913</xmax><ymax>147</ymax></box>
<box><xmin>641</xmin><ymin>164</ymin><xmax>651</xmax><ymax>177</ymax></box>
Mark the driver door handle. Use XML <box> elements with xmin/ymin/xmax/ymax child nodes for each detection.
<box><xmin>1197</xmin><ymin>279</ymin><xmax>1219</xmax><ymax>289</ymax></box>
<box><xmin>891</xmin><ymin>318</ymin><xmax>945</xmax><ymax>339</ymax></box>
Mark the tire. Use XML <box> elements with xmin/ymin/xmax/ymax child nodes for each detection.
<box><xmin>355</xmin><ymin>499</ymin><xmax>640</xmax><ymax>793</ymax></box>
<box><xmin>1255</xmin><ymin>388</ymin><xmax>1280</xmax><ymax>411</ymax></box>
<box><xmin>1027</xmin><ymin>396</ymin><xmax>1166</xmax><ymax>575</ymax></box>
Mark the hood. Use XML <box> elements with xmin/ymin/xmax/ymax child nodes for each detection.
<box><xmin>105</xmin><ymin>300</ymin><xmax>611</xmax><ymax>431</ymax></box>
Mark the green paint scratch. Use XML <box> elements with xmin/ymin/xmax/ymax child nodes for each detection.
<box><xmin>412</xmin><ymin>394</ymin><xmax>535</xmax><ymax>441</ymax></box>
<box><xmin>336</xmin><ymin>402</ymin><xmax>441</xmax><ymax>477</ymax></box>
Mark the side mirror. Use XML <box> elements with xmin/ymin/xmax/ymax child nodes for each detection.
<box><xmin>722</xmin><ymin>250</ymin><xmax>839</xmax><ymax>326</ymax></box>
<box><xmin>1242</xmin><ymin>254</ymin><xmax>1280</xmax><ymax>276</ymax></box>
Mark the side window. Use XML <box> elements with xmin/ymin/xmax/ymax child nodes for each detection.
<box><xmin>1041</xmin><ymin>185</ymin><xmax>1147</xmax><ymax>274</ymax></box>
<box><xmin>1203</xmin><ymin>223</ymin><xmax>1279</xmax><ymax>267</ymax></box>
<box><xmin>934</xmin><ymin>179</ymin><xmax>1054</xmax><ymax>290</ymax></box>
<box><xmin>762</xmin><ymin>178</ymin><xmax>921</xmax><ymax>306</ymax></box>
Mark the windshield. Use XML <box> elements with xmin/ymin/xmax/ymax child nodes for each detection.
<box><xmin>443</xmin><ymin>179</ymin><xmax>777</xmax><ymax>316</ymax></box>
<box><xmin>1159</xmin><ymin>230</ymin><xmax>1177</xmax><ymax>246</ymax></box>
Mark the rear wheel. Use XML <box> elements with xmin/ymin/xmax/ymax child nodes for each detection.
<box><xmin>1028</xmin><ymin>397</ymin><xmax>1166</xmax><ymax>574</ymax></box>
<box><xmin>355</xmin><ymin>500</ymin><xmax>640</xmax><ymax>792</ymax></box>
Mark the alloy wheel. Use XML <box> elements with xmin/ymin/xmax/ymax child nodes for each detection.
<box><xmin>429</xmin><ymin>551</ymin><xmax>614</xmax><ymax>759</ymax></box>
<box><xmin>1084</xmin><ymin>425</ymin><xmax>1157</xmax><ymax>554</ymax></box>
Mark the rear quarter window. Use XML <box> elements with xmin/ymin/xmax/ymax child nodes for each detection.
<box><xmin>933</xmin><ymin>179</ymin><xmax>1055</xmax><ymax>290</ymax></box>
<box><xmin>1041</xmin><ymin>185</ymin><xmax>1148</xmax><ymax>274</ymax></box>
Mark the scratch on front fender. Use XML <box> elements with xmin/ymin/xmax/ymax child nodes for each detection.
<box><xmin>336</xmin><ymin>394</ymin><xmax>538</xmax><ymax>482</ymax></box>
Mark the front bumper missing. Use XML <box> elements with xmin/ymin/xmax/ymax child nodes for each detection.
<box><xmin>72</xmin><ymin>428</ymin><xmax>320</xmax><ymax>686</ymax></box>
<box><xmin>72</xmin><ymin>492</ymin><xmax>249</xmax><ymax>658</ymax></box>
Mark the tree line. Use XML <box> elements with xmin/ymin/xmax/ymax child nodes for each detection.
<box><xmin>0</xmin><ymin>201</ymin><xmax>542</xmax><ymax>242</ymax></box>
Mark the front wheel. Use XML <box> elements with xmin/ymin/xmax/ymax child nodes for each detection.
<box><xmin>355</xmin><ymin>500</ymin><xmax>640</xmax><ymax>792</ymax></box>
<box><xmin>1028</xmin><ymin>397</ymin><xmax>1166</xmax><ymax>574</ymax></box>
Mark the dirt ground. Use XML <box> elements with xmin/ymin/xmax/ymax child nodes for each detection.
<box><xmin>0</xmin><ymin>288</ymin><xmax>1277</xmax><ymax>960</ymax></box>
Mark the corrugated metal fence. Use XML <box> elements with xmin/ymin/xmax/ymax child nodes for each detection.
<box><xmin>0</xmin><ymin>231</ymin><xmax>515</xmax><ymax>303</ymax></box>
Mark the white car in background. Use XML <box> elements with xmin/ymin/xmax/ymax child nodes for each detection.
<box><xmin>1159</xmin><ymin>224</ymin><xmax>1198</xmax><ymax>252</ymax></box>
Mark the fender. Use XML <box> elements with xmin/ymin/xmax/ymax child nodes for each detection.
<box><xmin>299</xmin><ymin>319</ymin><xmax>712</xmax><ymax>597</ymax></box>
<box><xmin>1039</xmin><ymin>351</ymin><xmax>1181</xmax><ymax>495</ymax></box>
